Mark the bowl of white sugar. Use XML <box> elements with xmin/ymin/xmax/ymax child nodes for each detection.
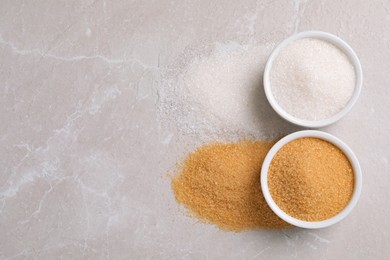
<box><xmin>263</xmin><ymin>31</ymin><xmax>362</xmax><ymax>128</ymax></box>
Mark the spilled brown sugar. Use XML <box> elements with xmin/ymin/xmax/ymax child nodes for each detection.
<box><xmin>171</xmin><ymin>140</ymin><xmax>290</xmax><ymax>231</ymax></box>
<box><xmin>268</xmin><ymin>137</ymin><xmax>354</xmax><ymax>222</ymax></box>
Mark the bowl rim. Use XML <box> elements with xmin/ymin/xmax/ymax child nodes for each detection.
<box><xmin>260</xmin><ymin>130</ymin><xmax>362</xmax><ymax>229</ymax></box>
<box><xmin>263</xmin><ymin>30</ymin><xmax>363</xmax><ymax>128</ymax></box>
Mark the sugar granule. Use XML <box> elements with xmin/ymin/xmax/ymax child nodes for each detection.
<box><xmin>172</xmin><ymin>140</ymin><xmax>290</xmax><ymax>231</ymax></box>
<box><xmin>268</xmin><ymin>137</ymin><xmax>354</xmax><ymax>222</ymax></box>
<box><xmin>270</xmin><ymin>38</ymin><xmax>355</xmax><ymax>121</ymax></box>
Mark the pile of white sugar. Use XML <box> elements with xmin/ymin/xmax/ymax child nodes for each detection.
<box><xmin>270</xmin><ymin>38</ymin><xmax>355</xmax><ymax>121</ymax></box>
<box><xmin>158</xmin><ymin>42</ymin><xmax>295</xmax><ymax>141</ymax></box>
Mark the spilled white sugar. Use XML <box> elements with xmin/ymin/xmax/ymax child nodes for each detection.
<box><xmin>270</xmin><ymin>38</ymin><xmax>356</xmax><ymax>121</ymax></box>
<box><xmin>158</xmin><ymin>42</ymin><xmax>291</xmax><ymax>141</ymax></box>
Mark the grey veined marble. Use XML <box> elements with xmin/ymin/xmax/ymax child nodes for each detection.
<box><xmin>0</xmin><ymin>0</ymin><xmax>389</xmax><ymax>259</ymax></box>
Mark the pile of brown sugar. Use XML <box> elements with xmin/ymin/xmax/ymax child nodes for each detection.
<box><xmin>171</xmin><ymin>140</ymin><xmax>290</xmax><ymax>231</ymax></box>
<box><xmin>268</xmin><ymin>137</ymin><xmax>354</xmax><ymax>222</ymax></box>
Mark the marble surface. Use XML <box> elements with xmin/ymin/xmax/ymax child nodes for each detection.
<box><xmin>1</xmin><ymin>0</ymin><xmax>390</xmax><ymax>259</ymax></box>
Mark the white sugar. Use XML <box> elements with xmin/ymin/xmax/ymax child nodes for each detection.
<box><xmin>270</xmin><ymin>38</ymin><xmax>355</xmax><ymax>121</ymax></box>
<box><xmin>158</xmin><ymin>42</ymin><xmax>293</xmax><ymax>141</ymax></box>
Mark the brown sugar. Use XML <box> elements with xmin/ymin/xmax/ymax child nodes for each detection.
<box><xmin>171</xmin><ymin>140</ymin><xmax>290</xmax><ymax>231</ymax></box>
<box><xmin>268</xmin><ymin>137</ymin><xmax>354</xmax><ymax>222</ymax></box>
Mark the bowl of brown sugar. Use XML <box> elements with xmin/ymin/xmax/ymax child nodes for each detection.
<box><xmin>260</xmin><ymin>130</ymin><xmax>362</xmax><ymax>229</ymax></box>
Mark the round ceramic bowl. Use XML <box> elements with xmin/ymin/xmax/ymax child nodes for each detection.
<box><xmin>260</xmin><ymin>130</ymin><xmax>362</xmax><ymax>229</ymax></box>
<box><xmin>263</xmin><ymin>31</ymin><xmax>363</xmax><ymax>128</ymax></box>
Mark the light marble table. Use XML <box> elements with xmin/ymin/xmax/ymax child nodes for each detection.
<box><xmin>1</xmin><ymin>0</ymin><xmax>389</xmax><ymax>259</ymax></box>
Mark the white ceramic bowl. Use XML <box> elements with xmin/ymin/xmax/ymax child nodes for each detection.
<box><xmin>263</xmin><ymin>31</ymin><xmax>363</xmax><ymax>128</ymax></box>
<box><xmin>260</xmin><ymin>130</ymin><xmax>362</xmax><ymax>229</ymax></box>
